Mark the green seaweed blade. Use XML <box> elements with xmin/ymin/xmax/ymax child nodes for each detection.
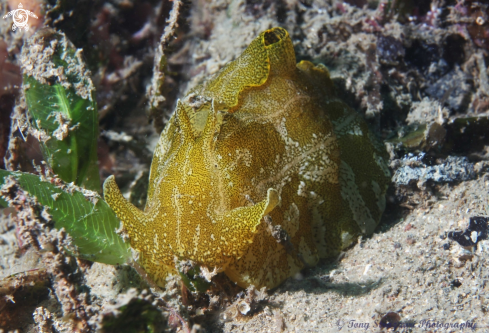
<box><xmin>0</xmin><ymin>170</ymin><xmax>131</xmax><ymax>265</ymax></box>
<box><xmin>22</xmin><ymin>30</ymin><xmax>100</xmax><ymax>191</ymax></box>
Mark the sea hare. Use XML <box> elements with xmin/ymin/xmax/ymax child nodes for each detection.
<box><xmin>103</xmin><ymin>27</ymin><xmax>390</xmax><ymax>289</ymax></box>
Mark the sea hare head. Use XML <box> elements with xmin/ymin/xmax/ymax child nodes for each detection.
<box><xmin>104</xmin><ymin>27</ymin><xmax>390</xmax><ymax>289</ymax></box>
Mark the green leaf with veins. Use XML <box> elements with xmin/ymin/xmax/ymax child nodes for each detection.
<box><xmin>22</xmin><ymin>29</ymin><xmax>100</xmax><ymax>192</ymax></box>
<box><xmin>0</xmin><ymin>170</ymin><xmax>131</xmax><ymax>265</ymax></box>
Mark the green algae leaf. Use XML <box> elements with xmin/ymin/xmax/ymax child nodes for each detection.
<box><xmin>0</xmin><ymin>196</ymin><xmax>7</xmax><ymax>208</ymax></box>
<box><xmin>22</xmin><ymin>29</ymin><xmax>100</xmax><ymax>192</ymax></box>
<box><xmin>179</xmin><ymin>266</ymin><xmax>211</xmax><ymax>293</ymax></box>
<box><xmin>0</xmin><ymin>170</ymin><xmax>131</xmax><ymax>265</ymax></box>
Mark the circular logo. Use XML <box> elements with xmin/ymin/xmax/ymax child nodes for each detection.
<box><xmin>13</xmin><ymin>9</ymin><xmax>29</xmax><ymax>28</ymax></box>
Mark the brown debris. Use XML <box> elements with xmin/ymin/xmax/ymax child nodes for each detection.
<box><xmin>0</xmin><ymin>175</ymin><xmax>91</xmax><ymax>331</ymax></box>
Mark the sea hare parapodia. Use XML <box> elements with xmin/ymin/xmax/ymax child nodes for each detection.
<box><xmin>103</xmin><ymin>27</ymin><xmax>390</xmax><ymax>289</ymax></box>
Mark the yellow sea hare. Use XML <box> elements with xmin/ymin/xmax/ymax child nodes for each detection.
<box><xmin>103</xmin><ymin>27</ymin><xmax>390</xmax><ymax>289</ymax></box>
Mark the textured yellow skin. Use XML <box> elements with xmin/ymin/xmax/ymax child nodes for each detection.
<box><xmin>103</xmin><ymin>28</ymin><xmax>390</xmax><ymax>289</ymax></box>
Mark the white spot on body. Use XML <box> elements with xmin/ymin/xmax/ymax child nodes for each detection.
<box><xmin>346</xmin><ymin>124</ymin><xmax>363</xmax><ymax>136</ymax></box>
<box><xmin>154</xmin><ymin>234</ymin><xmax>159</xmax><ymax>249</ymax></box>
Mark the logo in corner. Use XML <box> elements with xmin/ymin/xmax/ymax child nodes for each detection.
<box><xmin>3</xmin><ymin>3</ymin><xmax>38</xmax><ymax>32</ymax></box>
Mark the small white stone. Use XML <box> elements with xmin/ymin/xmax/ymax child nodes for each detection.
<box><xmin>237</xmin><ymin>300</ymin><xmax>251</xmax><ymax>315</ymax></box>
<box><xmin>470</xmin><ymin>231</ymin><xmax>478</xmax><ymax>244</ymax></box>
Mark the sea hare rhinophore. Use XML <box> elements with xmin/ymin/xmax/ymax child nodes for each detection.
<box><xmin>103</xmin><ymin>27</ymin><xmax>390</xmax><ymax>289</ymax></box>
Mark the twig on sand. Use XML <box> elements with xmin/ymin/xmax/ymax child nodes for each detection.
<box><xmin>148</xmin><ymin>0</ymin><xmax>183</xmax><ymax>110</ymax></box>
